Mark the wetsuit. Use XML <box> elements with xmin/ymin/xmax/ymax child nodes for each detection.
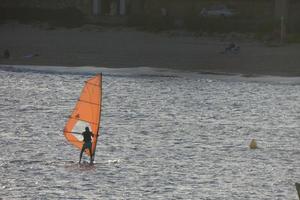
<box><xmin>79</xmin><ymin>129</ymin><xmax>94</xmax><ymax>163</ymax></box>
<box><xmin>82</xmin><ymin>130</ymin><xmax>93</xmax><ymax>149</ymax></box>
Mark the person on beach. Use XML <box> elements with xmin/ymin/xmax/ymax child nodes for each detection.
<box><xmin>224</xmin><ymin>42</ymin><xmax>240</xmax><ymax>54</ymax></box>
<box><xmin>79</xmin><ymin>127</ymin><xmax>94</xmax><ymax>164</ymax></box>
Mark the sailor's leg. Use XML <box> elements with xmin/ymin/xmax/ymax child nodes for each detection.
<box><xmin>89</xmin><ymin>147</ymin><xmax>93</xmax><ymax>164</ymax></box>
<box><xmin>79</xmin><ymin>146</ymin><xmax>85</xmax><ymax>163</ymax></box>
<box><xmin>91</xmin><ymin>153</ymin><xmax>94</xmax><ymax>162</ymax></box>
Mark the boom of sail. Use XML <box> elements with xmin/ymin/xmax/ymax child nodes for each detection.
<box><xmin>64</xmin><ymin>74</ymin><xmax>102</xmax><ymax>157</ymax></box>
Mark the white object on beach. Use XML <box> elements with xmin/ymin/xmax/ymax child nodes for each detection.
<box><xmin>23</xmin><ymin>54</ymin><xmax>39</xmax><ymax>58</ymax></box>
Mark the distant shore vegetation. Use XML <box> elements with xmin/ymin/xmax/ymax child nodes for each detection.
<box><xmin>1</xmin><ymin>5</ymin><xmax>300</xmax><ymax>44</ymax></box>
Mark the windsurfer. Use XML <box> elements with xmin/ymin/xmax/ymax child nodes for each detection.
<box><xmin>79</xmin><ymin>127</ymin><xmax>94</xmax><ymax>164</ymax></box>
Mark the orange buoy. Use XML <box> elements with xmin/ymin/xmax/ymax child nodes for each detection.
<box><xmin>249</xmin><ymin>139</ymin><xmax>257</xmax><ymax>149</ymax></box>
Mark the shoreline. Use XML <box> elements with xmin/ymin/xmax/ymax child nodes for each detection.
<box><xmin>0</xmin><ymin>22</ymin><xmax>300</xmax><ymax>77</ymax></box>
<box><xmin>2</xmin><ymin>65</ymin><xmax>300</xmax><ymax>87</ymax></box>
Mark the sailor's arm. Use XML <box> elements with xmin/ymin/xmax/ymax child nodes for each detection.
<box><xmin>91</xmin><ymin>132</ymin><xmax>99</xmax><ymax>138</ymax></box>
<box><xmin>91</xmin><ymin>132</ymin><xmax>94</xmax><ymax>137</ymax></box>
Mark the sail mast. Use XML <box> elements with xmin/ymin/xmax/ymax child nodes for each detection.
<box><xmin>92</xmin><ymin>73</ymin><xmax>102</xmax><ymax>160</ymax></box>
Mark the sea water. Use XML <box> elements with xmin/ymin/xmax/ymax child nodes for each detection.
<box><xmin>0</xmin><ymin>65</ymin><xmax>299</xmax><ymax>199</ymax></box>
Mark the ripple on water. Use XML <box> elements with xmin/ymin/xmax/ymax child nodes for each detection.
<box><xmin>0</xmin><ymin>67</ymin><xmax>299</xmax><ymax>199</ymax></box>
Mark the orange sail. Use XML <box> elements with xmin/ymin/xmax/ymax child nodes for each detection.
<box><xmin>64</xmin><ymin>74</ymin><xmax>102</xmax><ymax>157</ymax></box>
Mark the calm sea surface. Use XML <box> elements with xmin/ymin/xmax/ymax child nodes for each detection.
<box><xmin>0</xmin><ymin>65</ymin><xmax>299</xmax><ymax>199</ymax></box>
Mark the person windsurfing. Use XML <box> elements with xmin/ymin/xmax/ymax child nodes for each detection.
<box><xmin>79</xmin><ymin>127</ymin><xmax>94</xmax><ymax>164</ymax></box>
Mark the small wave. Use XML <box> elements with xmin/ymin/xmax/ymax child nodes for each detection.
<box><xmin>107</xmin><ymin>159</ymin><xmax>121</xmax><ymax>164</ymax></box>
<box><xmin>9</xmin><ymin>159</ymin><xmax>43</xmax><ymax>165</ymax></box>
<box><xmin>0</xmin><ymin>64</ymin><xmax>95</xmax><ymax>76</ymax></box>
<box><xmin>0</xmin><ymin>64</ymin><xmax>178</xmax><ymax>78</ymax></box>
<box><xmin>18</xmin><ymin>105</ymin><xmax>48</xmax><ymax>112</ymax></box>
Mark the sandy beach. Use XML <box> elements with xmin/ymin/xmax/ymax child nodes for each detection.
<box><xmin>0</xmin><ymin>22</ymin><xmax>300</xmax><ymax>76</ymax></box>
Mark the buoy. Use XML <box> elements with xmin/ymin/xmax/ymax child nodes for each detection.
<box><xmin>249</xmin><ymin>139</ymin><xmax>257</xmax><ymax>149</ymax></box>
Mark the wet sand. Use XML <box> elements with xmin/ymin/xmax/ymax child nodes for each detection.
<box><xmin>0</xmin><ymin>22</ymin><xmax>300</xmax><ymax>76</ymax></box>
